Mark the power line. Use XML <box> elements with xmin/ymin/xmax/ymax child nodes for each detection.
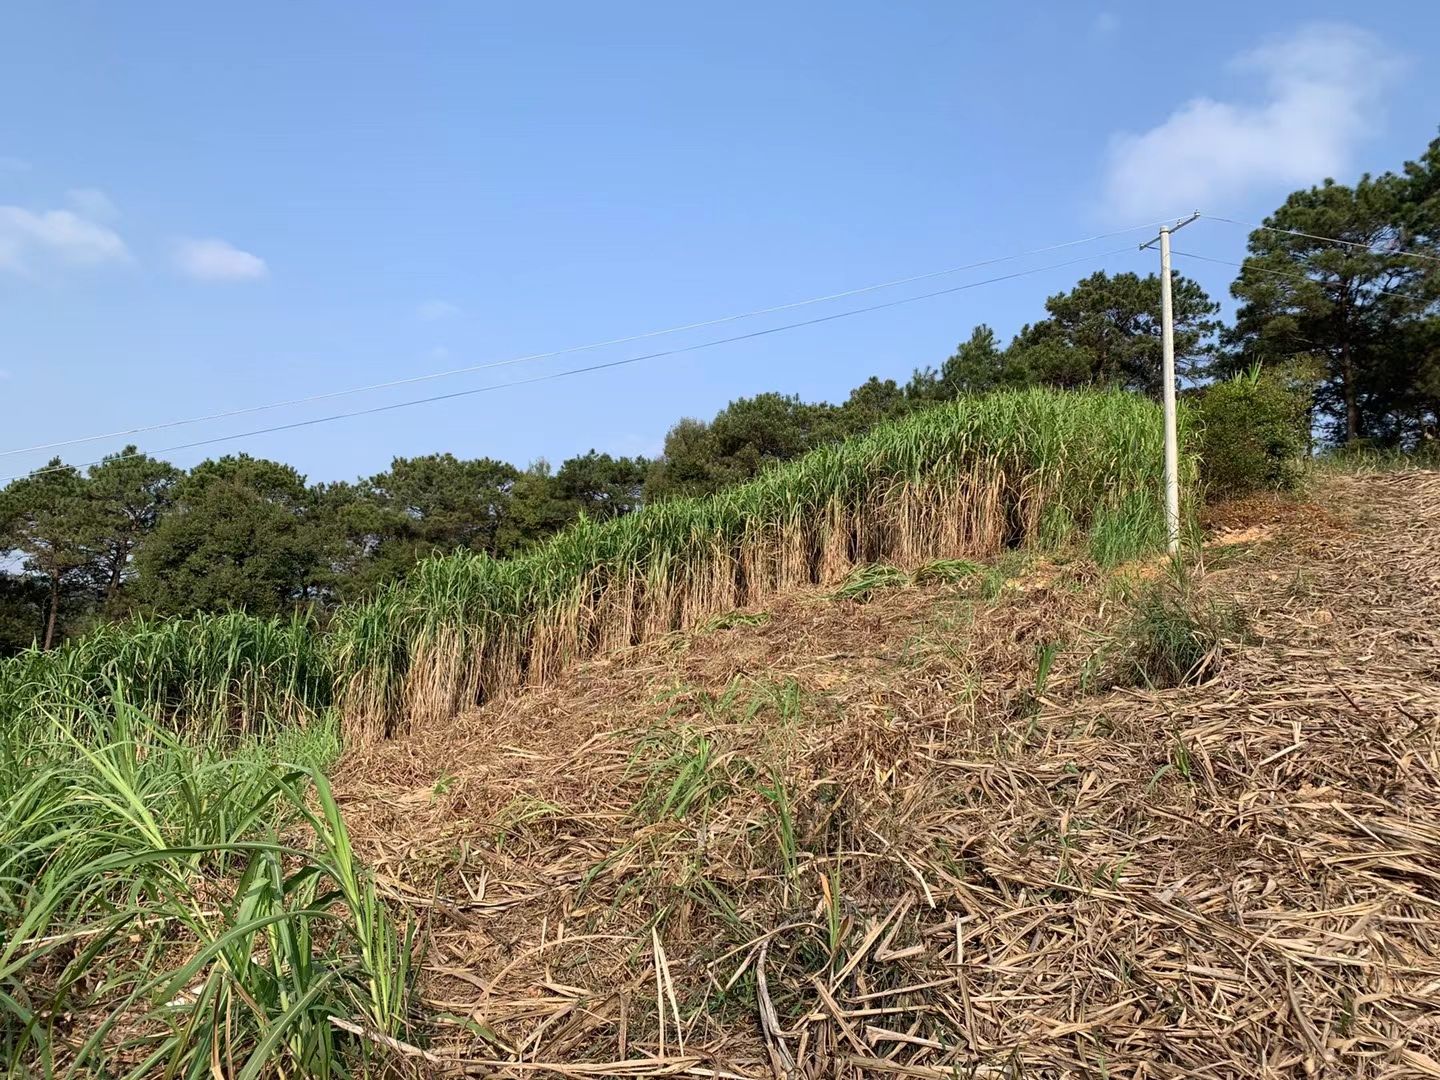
<box><xmin>1170</xmin><ymin>249</ymin><xmax>1424</xmax><ymax>300</ymax></box>
<box><xmin>0</xmin><ymin>218</ymin><xmax>1183</xmax><ymax>461</ymax></box>
<box><xmin>2</xmin><ymin>244</ymin><xmax>1139</xmax><ymax>483</ymax></box>
<box><xmin>1206</xmin><ymin>213</ymin><xmax>1440</xmax><ymax>267</ymax></box>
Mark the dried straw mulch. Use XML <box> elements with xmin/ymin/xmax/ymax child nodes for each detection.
<box><xmin>338</xmin><ymin>470</ymin><xmax>1440</xmax><ymax>1078</ymax></box>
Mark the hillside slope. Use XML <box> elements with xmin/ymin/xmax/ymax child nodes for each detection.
<box><xmin>338</xmin><ymin>470</ymin><xmax>1440</xmax><ymax>1078</ymax></box>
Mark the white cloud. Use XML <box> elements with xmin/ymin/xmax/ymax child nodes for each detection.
<box><xmin>66</xmin><ymin>187</ymin><xmax>119</xmax><ymax>221</ymax></box>
<box><xmin>0</xmin><ymin>205</ymin><xmax>130</xmax><ymax>273</ymax></box>
<box><xmin>417</xmin><ymin>298</ymin><xmax>460</xmax><ymax>321</ymax></box>
<box><xmin>1101</xmin><ymin>23</ymin><xmax>1399</xmax><ymax>220</ymax></box>
<box><xmin>173</xmin><ymin>237</ymin><xmax>267</xmax><ymax>282</ymax></box>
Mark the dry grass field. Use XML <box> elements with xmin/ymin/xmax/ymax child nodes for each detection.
<box><xmin>335</xmin><ymin>470</ymin><xmax>1440</xmax><ymax>1077</ymax></box>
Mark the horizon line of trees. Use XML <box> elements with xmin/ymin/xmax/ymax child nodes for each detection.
<box><xmin>3</xmin><ymin>132</ymin><xmax>1436</xmax><ymax>654</ymax></box>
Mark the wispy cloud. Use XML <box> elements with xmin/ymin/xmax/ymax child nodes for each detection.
<box><xmin>1101</xmin><ymin>23</ymin><xmax>1399</xmax><ymax>220</ymax></box>
<box><xmin>417</xmin><ymin>298</ymin><xmax>461</xmax><ymax>322</ymax></box>
<box><xmin>1091</xmin><ymin>11</ymin><xmax>1119</xmax><ymax>38</ymax></box>
<box><xmin>0</xmin><ymin>204</ymin><xmax>129</xmax><ymax>274</ymax></box>
<box><xmin>65</xmin><ymin>187</ymin><xmax>119</xmax><ymax>221</ymax></box>
<box><xmin>173</xmin><ymin>237</ymin><xmax>268</xmax><ymax>282</ymax></box>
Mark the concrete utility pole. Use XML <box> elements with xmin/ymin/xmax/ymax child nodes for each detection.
<box><xmin>1142</xmin><ymin>212</ymin><xmax>1200</xmax><ymax>555</ymax></box>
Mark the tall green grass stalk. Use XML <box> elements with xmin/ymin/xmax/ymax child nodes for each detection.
<box><xmin>332</xmin><ymin>388</ymin><xmax>1196</xmax><ymax>738</ymax></box>
<box><xmin>0</xmin><ymin>610</ymin><xmax>331</xmax><ymax>738</ymax></box>
<box><xmin>0</xmin><ymin>700</ymin><xmax>413</xmax><ymax>1077</ymax></box>
<box><xmin>0</xmin><ymin>388</ymin><xmax>1196</xmax><ymax>742</ymax></box>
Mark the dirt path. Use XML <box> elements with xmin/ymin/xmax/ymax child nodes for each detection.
<box><xmin>339</xmin><ymin>470</ymin><xmax>1440</xmax><ymax>1078</ymax></box>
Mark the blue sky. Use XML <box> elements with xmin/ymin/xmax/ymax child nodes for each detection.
<box><xmin>1</xmin><ymin>2</ymin><xmax>1435</xmax><ymax>483</ymax></box>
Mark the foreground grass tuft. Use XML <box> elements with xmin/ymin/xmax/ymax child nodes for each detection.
<box><xmin>0</xmin><ymin>700</ymin><xmax>414</xmax><ymax>1077</ymax></box>
<box><xmin>1107</xmin><ymin>566</ymin><xmax>1248</xmax><ymax>689</ymax></box>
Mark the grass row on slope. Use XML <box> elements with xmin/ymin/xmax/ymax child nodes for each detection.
<box><xmin>0</xmin><ymin>701</ymin><xmax>414</xmax><ymax>1077</ymax></box>
<box><xmin>0</xmin><ymin>388</ymin><xmax>1193</xmax><ymax>741</ymax></box>
<box><xmin>0</xmin><ymin>610</ymin><xmax>330</xmax><ymax>736</ymax></box>
<box><xmin>332</xmin><ymin>388</ymin><xmax>1193</xmax><ymax>739</ymax></box>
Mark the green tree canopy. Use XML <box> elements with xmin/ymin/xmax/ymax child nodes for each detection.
<box><xmin>1008</xmin><ymin>271</ymin><xmax>1220</xmax><ymax>396</ymax></box>
<box><xmin>0</xmin><ymin>459</ymin><xmax>95</xmax><ymax>647</ymax></box>
<box><xmin>552</xmin><ymin>451</ymin><xmax>648</xmax><ymax>521</ymax></box>
<box><xmin>315</xmin><ymin>454</ymin><xmax>521</xmax><ymax>597</ymax></box>
<box><xmin>83</xmin><ymin>447</ymin><xmax>182</xmax><ymax>610</ymax></box>
<box><xmin>1226</xmin><ymin>136</ymin><xmax>1440</xmax><ymax>445</ymax></box>
<box><xmin>0</xmin><ymin>572</ymin><xmax>49</xmax><ymax>655</ymax></box>
<box><xmin>647</xmin><ymin>393</ymin><xmax>841</xmax><ymax>499</ymax></box>
<box><xmin>495</xmin><ymin>460</ymin><xmax>574</xmax><ymax>554</ymax></box>
<box><xmin>134</xmin><ymin>455</ymin><xmax>327</xmax><ymax>617</ymax></box>
<box><xmin>906</xmin><ymin>324</ymin><xmax>1030</xmax><ymax>401</ymax></box>
<box><xmin>836</xmin><ymin>376</ymin><xmax>910</xmax><ymax>435</ymax></box>
<box><xmin>368</xmin><ymin>453</ymin><xmax>519</xmax><ymax>556</ymax></box>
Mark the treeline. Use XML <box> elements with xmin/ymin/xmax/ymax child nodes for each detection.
<box><xmin>0</xmin><ymin>450</ymin><xmax>649</xmax><ymax>650</ymax></box>
<box><xmin>3</xmin><ymin>133</ymin><xmax>1437</xmax><ymax>654</ymax></box>
<box><xmin>0</xmin><ymin>264</ymin><xmax>1226</xmax><ymax>653</ymax></box>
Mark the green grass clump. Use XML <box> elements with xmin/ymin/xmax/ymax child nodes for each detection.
<box><xmin>910</xmin><ymin>558</ymin><xmax>985</xmax><ymax>585</ymax></box>
<box><xmin>829</xmin><ymin>563</ymin><xmax>910</xmax><ymax>602</ymax></box>
<box><xmin>0</xmin><ymin>610</ymin><xmax>331</xmax><ymax>738</ymax></box>
<box><xmin>700</xmin><ymin>610</ymin><xmax>771</xmax><ymax>633</ymax></box>
<box><xmin>831</xmin><ymin>558</ymin><xmax>984</xmax><ymax>601</ymax></box>
<box><xmin>0</xmin><ymin>699</ymin><xmax>413</xmax><ymax>1077</ymax></box>
<box><xmin>1107</xmin><ymin>568</ymin><xmax>1247</xmax><ymax>689</ymax></box>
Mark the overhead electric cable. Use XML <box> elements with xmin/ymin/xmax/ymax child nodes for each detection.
<box><xmin>2</xmin><ymin>244</ymin><xmax>1138</xmax><ymax>483</ymax></box>
<box><xmin>0</xmin><ymin>217</ymin><xmax>1185</xmax><ymax>460</ymax></box>
<box><xmin>1206</xmin><ymin>214</ymin><xmax>1440</xmax><ymax>267</ymax></box>
<box><xmin>1169</xmin><ymin>249</ymin><xmax>1424</xmax><ymax>300</ymax></box>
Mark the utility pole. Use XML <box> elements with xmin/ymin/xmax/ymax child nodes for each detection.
<box><xmin>1142</xmin><ymin>212</ymin><xmax>1200</xmax><ymax>555</ymax></box>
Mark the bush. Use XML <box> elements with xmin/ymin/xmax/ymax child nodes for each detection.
<box><xmin>1108</xmin><ymin>569</ymin><xmax>1247</xmax><ymax>689</ymax></box>
<box><xmin>1198</xmin><ymin>366</ymin><xmax>1311</xmax><ymax>499</ymax></box>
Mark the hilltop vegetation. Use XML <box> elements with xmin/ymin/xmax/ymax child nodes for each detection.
<box><xmin>9</xmin><ymin>462</ymin><xmax>1431</xmax><ymax>1075</ymax></box>
<box><xmin>331</xmin><ymin>388</ymin><xmax>1186</xmax><ymax>740</ymax></box>
<box><xmin>2</xmin><ymin>384</ymin><xmax>1195</xmax><ymax>1074</ymax></box>
<box><xmin>4</xmin><ymin>131</ymin><xmax>1437</xmax><ymax>655</ymax></box>
<box><xmin>2</xmin><ymin>388</ymin><xmax>1186</xmax><ymax>740</ymax></box>
<box><xmin>0</xmin><ymin>130</ymin><xmax>1437</xmax><ymax>1078</ymax></box>
<box><xmin>328</xmin><ymin>467</ymin><xmax>1439</xmax><ymax>1076</ymax></box>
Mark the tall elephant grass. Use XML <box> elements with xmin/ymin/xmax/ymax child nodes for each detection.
<box><xmin>333</xmin><ymin>388</ymin><xmax>1195</xmax><ymax>739</ymax></box>
<box><xmin>0</xmin><ymin>699</ymin><xmax>414</xmax><ymax>1077</ymax></box>
<box><xmin>0</xmin><ymin>610</ymin><xmax>332</xmax><ymax>738</ymax></box>
<box><xmin>0</xmin><ymin>388</ymin><xmax>1193</xmax><ymax>744</ymax></box>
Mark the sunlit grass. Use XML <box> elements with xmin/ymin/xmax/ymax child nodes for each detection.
<box><xmin>333</xmin><ymin>388</ymin><xmax>1196</xmax><ymax>739</ymax></box>
<box><xmin>0</xmin><ymin>610</ymin><xmax>331</xmax><ymax>737</ymax></box>
<box><xmin>0</xmin><ymin>699</ymin><xmax>413</xmax><ymax>1077</ymax></box>
<box><xmin>0</xmin><ymin>386</ymin><xmax>1202</xmax><ymax>1074</ymax></box>
<box><xmin>0</xmin><ymin>388</ymin><xmax>1196</xmax><ymax>743</ymax></box>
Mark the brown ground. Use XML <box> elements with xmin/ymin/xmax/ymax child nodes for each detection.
<box><xmin>338</xmin><ymin>470</ymin><xmax>1440</xmax><ymax>1078</ymax></box>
